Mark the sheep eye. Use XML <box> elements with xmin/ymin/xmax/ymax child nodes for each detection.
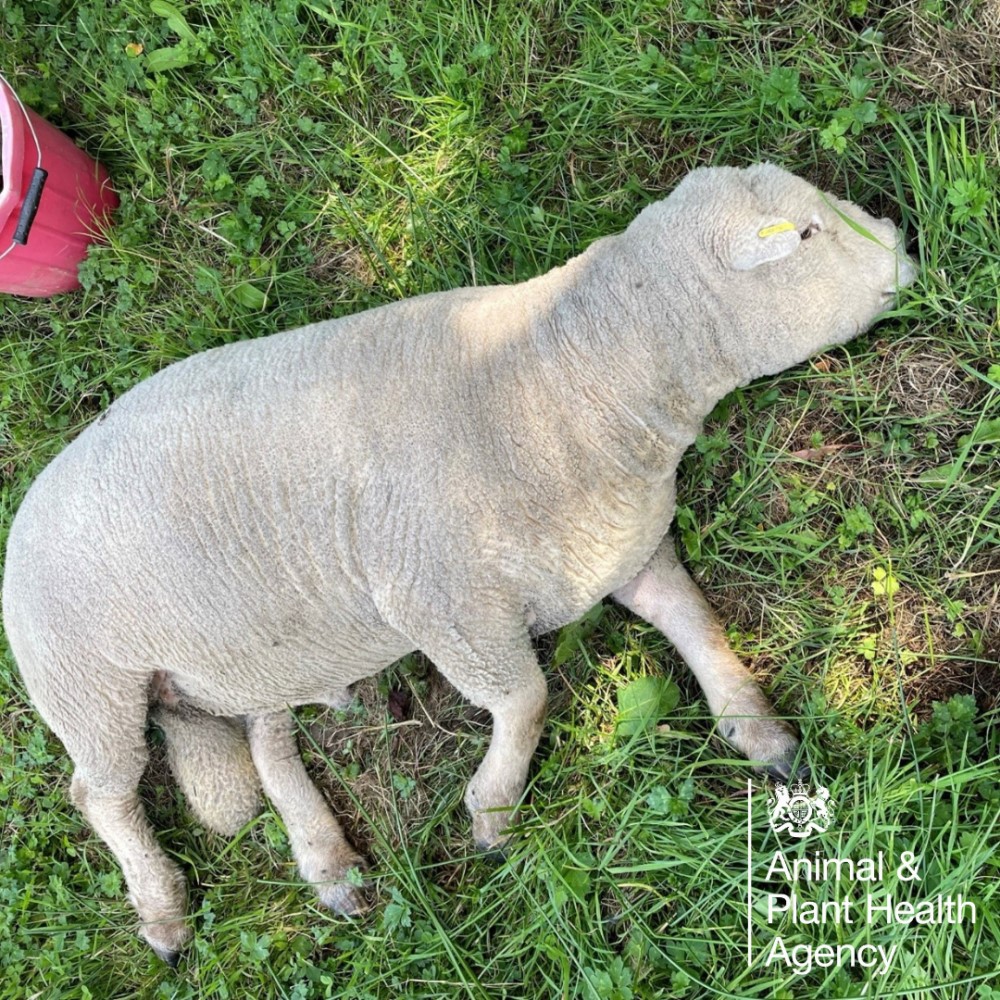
<box><xmin>800</xmin><ymin>219</ymin><xmax>822</xmax><ymax>240</ymax></box>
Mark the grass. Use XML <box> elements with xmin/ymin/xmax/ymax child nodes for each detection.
<box><xmin>1</xmin><ymin>0</ymin><xmax>998</xmax><ymax>997</ymax></box>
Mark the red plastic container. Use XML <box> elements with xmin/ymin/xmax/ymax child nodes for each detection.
<box><xmin>0</xmin><ymin>76</ymin><xmax>118</xmax><ymax>297</ymax></box>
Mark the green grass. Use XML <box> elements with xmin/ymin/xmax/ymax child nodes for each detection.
<box><xmin>1</xmin><ymin>0</ymin><xmax>999</xmax><ymax>997</ymax></box>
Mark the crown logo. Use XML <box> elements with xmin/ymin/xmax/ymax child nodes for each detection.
<box><xmin>767</xmin><ymin>780</ymin><xmax>834</xmax><ymax>840</ymax></box>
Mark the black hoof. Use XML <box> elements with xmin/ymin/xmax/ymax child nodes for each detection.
<box><xmin>474</xmin><ymin>840</ymin><xmax>510</xmax><ymax>864</ymax></box>
<box><xmin>152</xmin><ymin>946</ymin><xmax>181</xmax><ymax>969</ymax></box>
<box><xmin>764</xmin><ymin>758</ymin><xmax>810</xmax><ymax>783</ymax></box>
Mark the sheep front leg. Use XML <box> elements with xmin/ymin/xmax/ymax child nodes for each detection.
<box><xmin>613</xmin><ymin>535</ymin><xmax>804</xmax><ymax>778</ymax></box>
<box><xmin>463</xmin><ymin>669</ymin><xmax>548</xmax><ymax>851</ymax></box>
<box><xmin>246</xmin><ymin>711</ymin><xmax>366</xmax><ymax>915</ymax></box>
<box><xmin>415</xmin><ymin>628</ymin><xmax>548</xmax><ymax>851</ymax></box>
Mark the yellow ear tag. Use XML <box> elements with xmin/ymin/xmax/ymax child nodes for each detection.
<box><xmin>758</xmin><ymin>221</ymin><xmax>796</xmax><ymax>239</ymax></box>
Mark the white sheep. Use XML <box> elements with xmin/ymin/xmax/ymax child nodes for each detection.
<box><xmin>1</xmin><ymin>163</ymin><xmax>915</xmax><ymax>963</ymax></box>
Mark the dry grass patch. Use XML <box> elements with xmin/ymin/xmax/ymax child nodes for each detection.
<box><xmin>886</xmin><ymin>0</ymin><xmax>1000</xmax><ymax>113</ymax></box>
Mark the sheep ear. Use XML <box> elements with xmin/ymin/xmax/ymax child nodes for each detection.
<box><xmin>730</xmin><ymin>218</ymin><xmax>800</xmax><ymax>271</ymax></box>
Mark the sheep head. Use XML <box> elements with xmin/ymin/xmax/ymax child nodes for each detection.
<box><xmin>631</xmin><ymin>162</ymin><xmax>917</xmax><ymax>385</ymax></box>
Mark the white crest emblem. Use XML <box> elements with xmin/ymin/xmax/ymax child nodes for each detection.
<box><xmin>767</xmin><ymin>780</ymin><xmax>834</xmax><ymax>839</ymax></box>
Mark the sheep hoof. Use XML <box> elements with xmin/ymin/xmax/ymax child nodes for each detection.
<box><xmin>471</xmin><ymin>808</ymin><xmax>515</xmax><ymax>856</ymax></box>
<box><xmin>764</xmin><ymin>757</ymin><xmax>810</xmax><ymax>783</ymax></box>
<box><xmin>718</xmin><ymin>713</ymin><xmax>806</xmax><ymax>780</ymax></box>
<box><xmin>316</xmin><ymin>878</ymin><xmax>368</xmax><ymax>917</ymax></box>
<box><xmin>140</xmin><ymin>914</ymin><xmax>191</xmax><ymax>967</ymax></box>
<box><xmin>468</xmin><ymin>794</ymin><xmax>517</xmax><ymax>855</ymax></box>
<box><xmin>747</xmin><ymin>723</ymin><xmax>807</xmax><ymax>782</ymax></box>
<box><xmin>152</xmin><ymin>945</ymin><xmax>181</xmax><ymax>968</ymax></box>
<box><xmin>474</xmin><ymin>838</ymin><xmax>511</xmax><ymax>863</ymax></box>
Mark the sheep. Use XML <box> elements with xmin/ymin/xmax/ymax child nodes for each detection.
<box><xmin>1</xmin><ymin>162</ymin><xmax>916</xmax><ymax>963</ymax></box>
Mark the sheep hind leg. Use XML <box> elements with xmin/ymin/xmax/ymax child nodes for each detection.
<box><xmin>44</xmin><ymin>677</ymin><xmax>191</xmax><ymax>964</ymax></box>
<box><xmin>613</xmin><ymin>535</ymin><xmax>806</xmax><ymax>780</ymax></box>
<box><xmin>246</xmin><ymin>710</ymin><xmax>367</xmax><ymax>916</ymax></box>
<box><xmin>71</xmin><ymin>776</ymin><xmax>190</xmax><ymax>964</ymax></box>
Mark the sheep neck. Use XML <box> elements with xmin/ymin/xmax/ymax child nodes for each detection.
<box><xmin>523</xmin><ymin>233</ymin><xmax>744</xmax><ymax>475</ymax></box>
